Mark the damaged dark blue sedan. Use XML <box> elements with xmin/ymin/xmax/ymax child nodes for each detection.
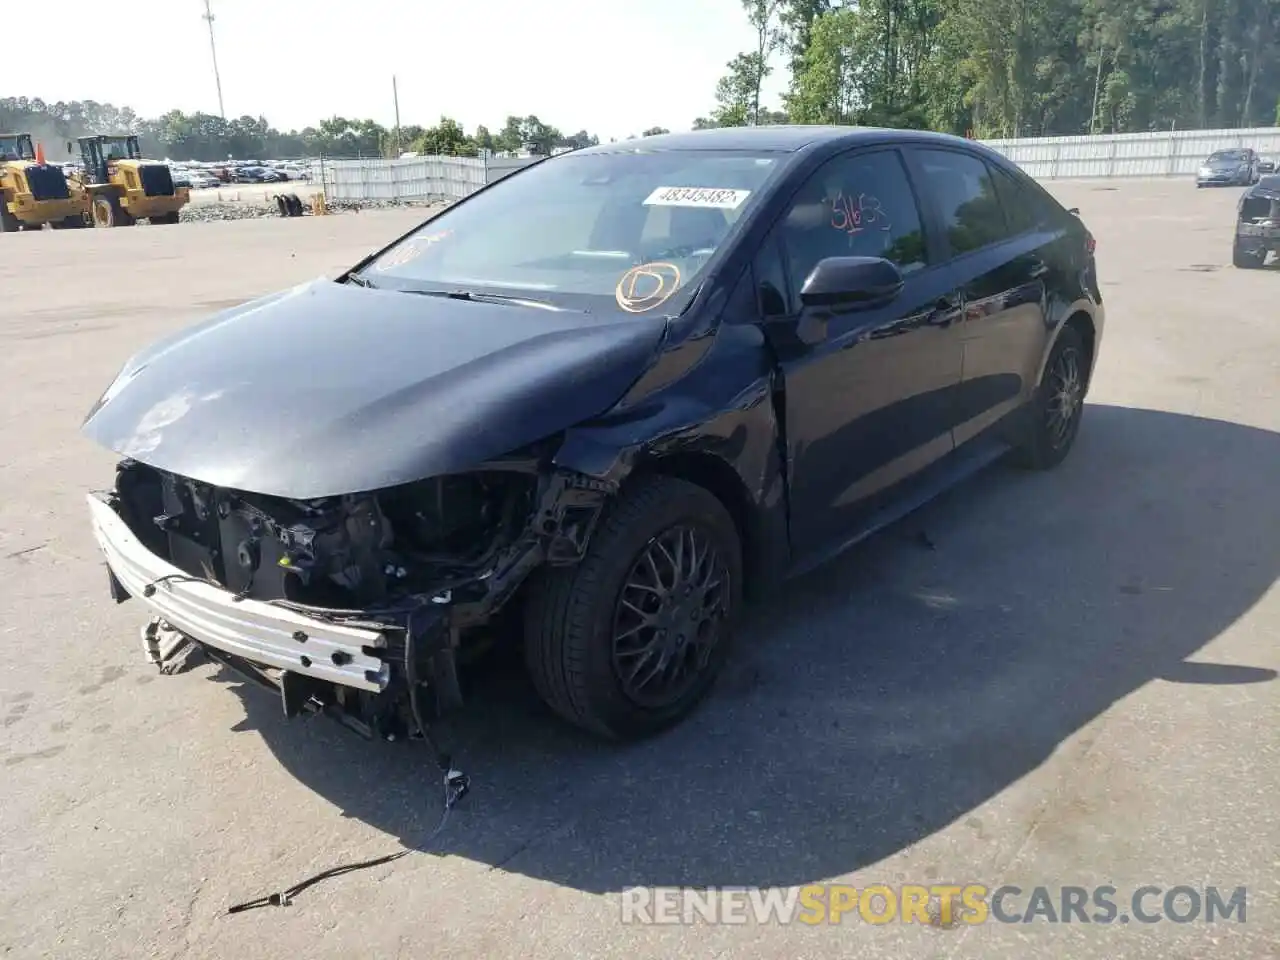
<box><xmin>82</xmin><ymin>126</ymin><xmax>1104</xmax><ymax>745</ymax></box>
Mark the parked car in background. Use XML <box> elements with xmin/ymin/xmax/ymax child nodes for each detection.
<box><xmin>275</xmin><ymin>163</ymin><xmax>310</xmax><ymax>182</ymax></box>
<box><xmin>1233</xmin><ymin>173</ymin><xmax>1280</xmax><ymax>269</ymax></box>
<box><xmin>1258</xmin><ymin>157</ymin><xmax>1276</xmax><ymax>175</ymax></box>
<box><xmin>231</xmin><ymin>165</ymin><xmax>280</xmax><ymax>184</ymax></box>
<box><xmin>81</xmin><ymin>126</ymin><xmax>1104</xmax><ymax>744</ymax></box>
<box><xmin>1196</xmin><ymin>148</ymin><xmax>1261</xmax><ymax>187</ymax></box>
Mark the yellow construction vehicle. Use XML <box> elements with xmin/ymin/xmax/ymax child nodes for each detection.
<box><xmin>0</xmin><ymin>133</ymin><xmax>87</xmax><ymax>232</ymax></box>
<box><xmin>68</xmin><ymin>134</ymin><xmax>189</xmax><ymax>227</ymax></box>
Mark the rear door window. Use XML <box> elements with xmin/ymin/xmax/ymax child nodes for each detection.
<box><xmin>913</xmin><ymin>148</ymin><xmax>1009</xmax><ymax>257</ymax></box>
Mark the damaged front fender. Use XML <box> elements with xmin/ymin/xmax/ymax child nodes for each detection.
<box><xmin>551</xmin><ymin>319</ymin><xmax>792</xmax><ymax>592</ymax></box>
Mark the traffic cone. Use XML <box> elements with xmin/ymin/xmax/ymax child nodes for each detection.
<box><xmin>35</xmin><ymin>142</ymin><xmax>45</xmax><ymax>165</ymax></box>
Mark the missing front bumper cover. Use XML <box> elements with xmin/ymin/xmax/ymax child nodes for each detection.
<box><xmin>90</xmin><ymin>465</ymin><xmax>611</xmax><ymax>741</ymax></box>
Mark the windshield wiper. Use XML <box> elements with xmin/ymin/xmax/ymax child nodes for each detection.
<box><xmin>345</xmin><ymin>273</ymin><xmax>377</xmax><ymax>288</ymax></box>
<box><xmin>405</xmin><ymin>288</ymin><xmax>568</xmax><ymax>311</ymax></box>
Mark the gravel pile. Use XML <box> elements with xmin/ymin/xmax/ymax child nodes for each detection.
<box><xmin>180</xmin><ymin>197</ymin><xmax>450</xmax><ymax>224</ymax></box>
<box><xmin>324</xmin><ymin>198</ymin><xmax>449</xmax><ymax>213</ymax></box>
<box><xmin>181</xmin><ymin>202</ymin><xmax>283</xmax><ymax>223</ymax></box>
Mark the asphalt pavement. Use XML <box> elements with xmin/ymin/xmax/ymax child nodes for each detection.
<box><xmin>0</xmin><ymin>179</ymin><xmax>1276</xmax><ymax>959</ymax></box>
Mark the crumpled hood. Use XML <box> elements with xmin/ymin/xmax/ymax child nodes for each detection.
<box><xmin>81</xmin><ymin>279</ymin><xmax>667</xmax><ymax>498</ymax></box>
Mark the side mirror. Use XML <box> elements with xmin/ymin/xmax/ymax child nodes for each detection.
<box><xmin>1067</xmin><ymin>207</ymin><xmax>1080</xmax><ymax>216</ymax></box>
<box><xmin>799</xmin><ymin>256</ymin><xmax>904</xmax><ymax>310</ymax></box>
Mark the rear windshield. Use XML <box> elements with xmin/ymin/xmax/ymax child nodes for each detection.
<box><xmin>1209</xmin><ymin>150</ymin><xmax>1248</xmax><ymax>161</ymax></box>
<box><xmin>360</xmin><ymin>149</ymin><xmax>786</xmax><ymax>315</ymax></box>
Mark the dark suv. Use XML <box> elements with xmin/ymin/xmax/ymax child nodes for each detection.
<box><xmin>1234</xmin><ymin>174</ymin><xmax>1280</xmax><ymax>268</ymax></box>
<box><xmin>83</xmin><ymin>126</ymin><xmax>1105</xmax><ymax>745</ymax></box>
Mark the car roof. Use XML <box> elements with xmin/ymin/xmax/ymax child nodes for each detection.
<box><xmin>572</xmin><ymin>125</ymin><xmax>982</xmax><ymax>155</ymax></box>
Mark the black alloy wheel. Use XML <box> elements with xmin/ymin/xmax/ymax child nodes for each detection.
<box><xmin>1013</xmin><ymin>324</ymin><xmax>1087</xmax><ymax>470</ymax></box>
<box><xmin>611</xmin><ymin>522</ymin><xmax>731</xmax><ymax>710</ymax></box>
<box><xmin>524</xmin><ymin>474</ymin><xmax>743</xmax><ymax>740</ymax></box>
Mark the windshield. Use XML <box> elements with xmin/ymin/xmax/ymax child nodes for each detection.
<box><xmin>360</xmin><ymin>149</ymin><xmax>786</xmax><ymax>315</ymax></box>
<box><xmin>0</xmin><ymin>136</ymin><xmax>32</xmax><ymax>162</ymax></box>
<box><xmin>99</xmin><ymin>137</ymin><xmax>137</xmax><ymax>161</ymax></box>
<box><xmin>1209</xmin><ymin>150</ymin><xmax>1248</xmax><ymax>162</ymax></box>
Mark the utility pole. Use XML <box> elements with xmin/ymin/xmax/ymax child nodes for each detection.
<box><xmin>392</xmin><ymin>75</ymin><xmax>402</xmax><ymax>157</ymax></box>
<box><xmin>203</xmin><ymin>0</ymin><xmax>226</xmax><ymax>119</ymax></box>
<box><xmin>1089</xmin><ymin>25</ymin><xmax>1105</xmax><ymax>135</ymax></box>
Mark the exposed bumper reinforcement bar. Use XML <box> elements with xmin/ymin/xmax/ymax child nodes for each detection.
<box><xmin>86</xmin><ymin>492</ymin><xmax>391</xmax><ymax>693</ymax></box>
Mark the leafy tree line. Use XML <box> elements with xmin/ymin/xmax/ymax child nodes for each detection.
<box><xmin>0</xmin><ymin>97</ymin><xmax>646</xmax><ymax>162</ymax></box>
<box><xmin>704</xmin><ymin>0</ymin><xmax>1280</xmax><ymax>137</ymax></box>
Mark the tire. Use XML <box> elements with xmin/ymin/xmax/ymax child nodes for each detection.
<box><xmin>149</xmin><ymin>212</ymin><xmax>180</xmax><ymax>225</ymax></box>
<box><xmin>523</xmin><ymin>474</ymin><xmax>743</xmax><ymax>740</ymax></box>
<box><xmin>1233</xmin><ymin>240</ymin><xmax>1266</xmax><ymax>269</ymax></box>
<box><xmin>1013</xmin><ymin>324</ymin><xmax>1088</xmax><ymax>471</ymax></box>
<box><xmin>0</xmin><ymin>202</ymin><xmax>20</xmax><ymax>232</ymax></box>
<box><xmin>91</xmin><ymin>193</ymin><xmax>133</xmax><ymax>227</ymax></box>
<box><xmin>52</xmin><ymin>215</ymin><xmax>86</xmax><ymax>229</ymax></box>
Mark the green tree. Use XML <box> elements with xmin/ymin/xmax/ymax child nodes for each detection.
<box><xmin>779</xmin><ymin>0</ymin><xmax>837</xmax><ymax>77</ymax></box>
<box><xmin>414</xmin><ymin>117</ymin><xmax>477</xmax><ymax>157</ymax></box>
<box><xmin>743</xmin><ymin>0</ymin><xmax>786</xmax><ymax>123</ymax></box>
<box><xmin>784</xmin><ymin>6</ymin><xmax>861</xmax><ymax>124</ymax></box>
<box><xmin>714</xmin><ymin>52</ymin><xmax>770</xmax><ymax>126</ymax></box>
<box><xmin>561</xmin><ymin>129</ymin><xmax>600</xmax><ymax>149</ymax></box>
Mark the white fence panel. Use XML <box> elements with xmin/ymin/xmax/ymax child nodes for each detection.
<box><xmin>312</xmin><ymin>155</ymin><xmax>536</xmax><ymax>201</ymax></box>
<box><xmin>984</xmin><ymin>126</ymin><xmax>1280</xmax><ymax>179</ymax></box>
<box><xmin>312</xmin><ymin>127</ymin><xmax>1280</xmax><ymax>200</ymax></box>
<box><xmin>315</xmin><ymin>156</ymin><xmax>492</xmax><ymax>201</ymax></box>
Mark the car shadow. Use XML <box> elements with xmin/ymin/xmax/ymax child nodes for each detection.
<box><xmin>213</xmin><ymin>403</ymin><xmax>1278</xmax><ymax>894</ymax></box>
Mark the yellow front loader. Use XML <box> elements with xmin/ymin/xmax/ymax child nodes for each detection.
<box><xmin>0</xmin><ymin>133</ymin><xmax>86</xmax><ymax>232</ymax></box>
<box><xmin>68</xmin><ymin>135</ymin><xmax>189</xmax><ymax>227</ymax></box>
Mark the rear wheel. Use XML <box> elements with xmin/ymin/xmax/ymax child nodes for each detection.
<box><xmin>523</xmin><ymin>474</ymin><xmax>743</xmax><ymax>740</ymax></box>
<box><xmin>91</xmin><ymin>193</ymin><xmax>134</xmax><ymax>228</ymax></box>
<box><xmin>1013</xmin><ymin>324</ymin><xmax>1088</xmax><ymax>471</ymax></box>
<box><xmin>1233</xmin><ymin>240</ymin><xmax>1266</xmax><ymax>269</ymax></box>
<box><xmin>0</xmin><ymin>203</ymin><xmax>20</xmax><ymax>232</ymax></box>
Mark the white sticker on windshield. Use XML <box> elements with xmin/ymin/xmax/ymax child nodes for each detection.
<box><xmin>643</xmin><ymin>186</ymin><xmax>751</xmax><ymax>209</ymax></box>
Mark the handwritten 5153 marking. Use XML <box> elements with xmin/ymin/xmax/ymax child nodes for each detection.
<box><xmin>828</xmin><ymin>191</ymin><xmax>892</xmax><ymax>236</ymax></box>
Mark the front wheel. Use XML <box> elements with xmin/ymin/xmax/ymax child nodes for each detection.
<box><xmin>91</xmin><ymin>194</ymin><xmax>134</xmax><ymax>227</ymax></box>
<box><xmin>523</xmin><ymin>474</ymin><xmax>743</xmax><ymax>740</ymax></box>
<box><xmin>1013</xmin><ymin>325</ymin><xmax>1088</xmax><ymax>471</ymax></box>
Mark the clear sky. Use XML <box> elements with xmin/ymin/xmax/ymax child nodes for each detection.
<box><xmin>10</xmin><ymin>0</ymin><xmax>789</xmax><ymax>142</ymax></box>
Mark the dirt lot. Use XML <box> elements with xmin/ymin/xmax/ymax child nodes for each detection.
<box><xmin>0</xmin><ymin>180</ymin><xmax>1277</xmax><ymax>960</ymax></box>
